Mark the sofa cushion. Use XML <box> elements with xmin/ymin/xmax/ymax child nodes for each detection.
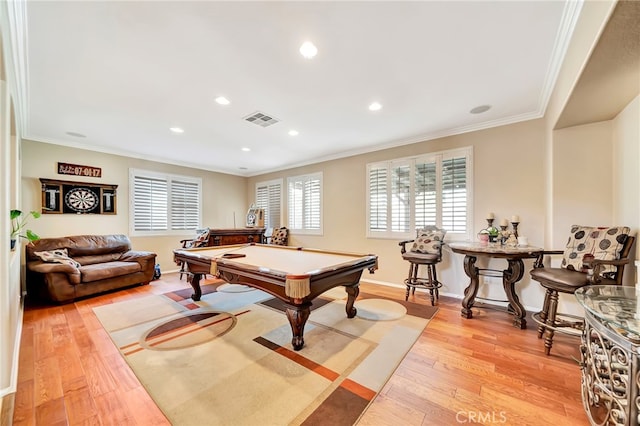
<box><xmin>33</xmin><ymin>248</ymin><xmax>81</xmax><ymax>268</ymax></box>
<box><xmin>67</xmin><ymin>235</ymin><xmax>132</xmax><ymax>257</ymax></box>
<box><xmin>562</xmin><ymin>225</ymin><xmax>631</xmax><ymax>273</ymax></box>
<box><xmin>80</xmin><ymin>261</ymin><xmax>141</xmax><ymax>283</ymax></box>
<box><xmin>74</xmin><ymin>253</ymin><xmax>122</xmax><ymax>266</ymax></box>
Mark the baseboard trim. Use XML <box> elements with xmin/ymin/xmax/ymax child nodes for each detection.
<box><xmin>361</xmin><ymin>278</ymin><xmax>465</xmax><ymax>300</ymax></box>
<box><xmin>360</xmin><ymin>278</ymin><xmax>541</xmax><ymax>313</ymax></box>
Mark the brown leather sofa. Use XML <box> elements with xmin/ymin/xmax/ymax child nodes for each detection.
<box><xmin>26</xmin><ymin>234</ymin><xmax>157</xmax><ymax>303</ymax></box>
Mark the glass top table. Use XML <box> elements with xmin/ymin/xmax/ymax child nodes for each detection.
<box><xmin>575</xmin><ymin>285</ymin><xmax>640</xmax><ymax>339</ymax></box>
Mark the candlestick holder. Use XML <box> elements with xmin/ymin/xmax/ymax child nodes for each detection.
<box><xmin>511</xmin><ymin>221</ymin><xmax>519</xmax><ymax>239</ymax></box>
<box><xmin>497</xmin><ymin>225</ymin><xmax>509</xmax><ymax>245</ymax></box>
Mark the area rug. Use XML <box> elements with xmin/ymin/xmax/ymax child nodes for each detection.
<box><xmin>93</xmin><ymin>282</ymin><xmax>438</xmax><ymax>426</ymax></box>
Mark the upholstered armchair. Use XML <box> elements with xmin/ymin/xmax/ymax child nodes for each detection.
<box><xmin>399</xmin><ymin>226</ymin><xmax>446</xmax><ymax>305</ymax></box>
<box><xmin>530</xmin><ymin>225</ymin><xmax>635</xmax><ymax>355</ymax></box>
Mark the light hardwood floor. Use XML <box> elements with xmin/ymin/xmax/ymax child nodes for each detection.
<box><xmin>11</xmin><ymin>274</ymin><xmax>588</xmax><ymax>425</ymax></box>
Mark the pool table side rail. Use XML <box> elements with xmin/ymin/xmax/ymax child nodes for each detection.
<box><xmin>174</xmin><ymin>244</ymin><xmax>379</xmax><ymax>278</ymax></box>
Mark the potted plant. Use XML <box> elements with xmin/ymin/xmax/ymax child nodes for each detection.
<box><xmin>10</xmin><ymin>209</ymin><xmax>41</xmax><ymax>250</ymax></box>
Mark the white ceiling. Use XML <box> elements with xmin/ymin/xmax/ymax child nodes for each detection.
<box><xmin>23</xmin><ymin>1</ymin><xmax>578</xmax><ymax>177</ymax></box>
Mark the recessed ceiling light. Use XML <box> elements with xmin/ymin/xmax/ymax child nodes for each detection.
<box><xmin>368</xmin><ymin>102</ymin><xmax>382</xmax><ymax>111</ymax></box>
<box><xmin>215</xmin><ymin>96</ymin><xmax>230</xmax><ymax>105</ymax></box>
<box><xmin>239</xmin><ymin>167</ymin><xmax>248</xmax><ymax>170</ymax></box>
<box><xmin>288</xmin><ymin>130</ymin><xmax>299</xmax><ymax>136</ymax></box>
<box><xmin>241</xmin><ymin>147</ymin><xmax>251</xmax><ymax>152</ymax></box>
<box><xmin>170</xmin><ymin>127</ymin><xmax>184</xmax><ymax>133</ymax></box>
<box><xmin>470</xmin><ymin>105</ymin><xmax>491</xmax><ymax>114</ymax></box>
<box><xmin>299</xmin><ymin>41</ymin><xmax>318</xmax><ymax>59</ymax></box>
<box><xmin>66</xmin><ymin>131</ymin><xmax>86</xmax><ymax>138</ymax></box>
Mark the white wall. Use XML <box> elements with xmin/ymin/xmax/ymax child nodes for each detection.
<box><xmin>21</xmin><ymin>140</ymin><xmax>248</xmax><ymax>272</ymax></box>
<box><xmin>612</xmin><ymin>95</ymin><xmax>640</xmax><ymax>285</ymax></box>
<box><xmin>552</xmin><ymin>120</ymin><xmax>614</xmax><ymax>248</ymax></box>
<box><xmin>612</xmin><ymin>96</ymin><xmax>640</xmax><ymax>230</ymax></box>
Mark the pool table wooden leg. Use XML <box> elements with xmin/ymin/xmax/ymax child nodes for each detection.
<box><xmin>345</xmin><ymin>285</ymin><xmax>359</xmax><ymax>318</ymax></box>
<box><xmin>286</xmin><ymin>304</ymin><xmax>311</xmax><ymax>351</ymax></box>
<box><xmin>187</xmin><ymin>273</ymin><xmax>203</xmax><ymax>301</ymax></box>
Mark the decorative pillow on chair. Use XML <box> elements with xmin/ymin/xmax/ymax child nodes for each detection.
<box><xmin>562</xmin><ymin>225</ymin><xmax>630</xmax><ymax>273</ymax></box>
<box><xmin>270</xmin><ymin>227</ymin><xmax>288</xmax><ymax>246</ymax></box>
<box><xmin>34</xmin><ymin>248</ymin><xmax>81</xmax><ymax>268</ymax></box>
<box><xmin>410</xmin><ymin>227</ymin><xmax>446</xmax><ymax>255</ymax></box>
<box><xmin>186</xmin><ymin>228</ymin><xmax>210</xmax><ymax>248</ymax></box>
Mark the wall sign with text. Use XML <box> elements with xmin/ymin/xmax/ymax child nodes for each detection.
<box><xmin>39</xmin><ymin>178</ymin><xmax>117</xmax><ymax>214</ymax></box>
<box><xmin>57</xmin><ymin>162</ymin><xmax>102</xmax><ymax>178</ymax></box>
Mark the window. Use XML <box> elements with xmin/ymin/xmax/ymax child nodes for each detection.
<box><xmin>287</xmin><ymin>172</ymin><xmax>322</xmax><ymax>235</ymax></box>
<box><xmin>255</xmin><ymin>179</ymin><xmax>283</xmax><ymax>229</ymax></box>
<box><xmin>129</xmin><ymin>169</ymin><xmax>202</xmax><ymax>235</ymax></box>
<box><xmin>367</xmin><ymin>147</ymin><xmax>472</xmax><ymax>240</ymax></box>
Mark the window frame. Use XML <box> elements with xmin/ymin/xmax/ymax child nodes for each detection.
<box><xmin>129</xmin><ymin>168</ymin><xmax>203</xmax><ymax>237</ymax></box>
<box><xmin>255</xmin><ymin>178</ymin><xmax>283</xmax><ymax>230</ymax></box>
<box><xmin>366</xmin><ymin>146</ymin><xmax>473</xmax><ymax>241</ymax></box>
<box><xmin>287</xmin><ymin>172</ymin><xmax>323</xmax><ymax>236</ymax></box>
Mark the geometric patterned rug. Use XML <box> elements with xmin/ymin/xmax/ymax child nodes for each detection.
<box><xmin>93</xmin><ymin>282</ymin><xmax>438</xmax><ymax>425</ymax></box>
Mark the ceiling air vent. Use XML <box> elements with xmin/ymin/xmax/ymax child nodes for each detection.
<box><xmin>243</xmin><ymin>111</ymin><xmax>280</xmax><ymax>128</ymax></box>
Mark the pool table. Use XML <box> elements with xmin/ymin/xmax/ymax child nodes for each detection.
<box><xmin>173</xmin><ymin>243</ymin><xmax>378</xmax><ymax>350</ymax></box>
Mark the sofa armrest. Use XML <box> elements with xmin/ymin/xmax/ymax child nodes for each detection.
<box><xmin>28</xmin><ymin>260</ymin><xmax>79</xmax><ymax>275</ymax></box>
<box><xmin>118</xmin><ymin>250</ymin><xmax>156</xmax><ymax>264</ymax></box>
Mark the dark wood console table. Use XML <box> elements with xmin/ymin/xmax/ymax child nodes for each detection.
<box><xmin>449</xmin><ymin>242</ymin><xmax>543</xmax><ymax>329</ymax></box>
<box><xmin>206</xmin><ymin>228</ymin><xmax>266</xmax><ymax>246</ymax></box>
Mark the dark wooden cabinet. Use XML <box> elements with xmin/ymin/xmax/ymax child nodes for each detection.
<box><xmin>207</xmin><ymin>228</ymin><xmax>266</xmax><ymax>246</ymax></box>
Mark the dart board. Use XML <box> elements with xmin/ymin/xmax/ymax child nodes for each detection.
<box><xmin>64</xmin><ymin>187</ymin><xmax>99</xmax><ymax>213</ymax></box>
<box><xmin>39</xmin><ymin>178</ymin><xmax>118</xmax><ymax>215</ymax></box>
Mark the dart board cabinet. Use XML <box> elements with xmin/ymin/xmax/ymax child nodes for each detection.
<box><xmin>39</xmin><ymin>178</ymin><xmax>118</xmax><ymax>215</ymax></box>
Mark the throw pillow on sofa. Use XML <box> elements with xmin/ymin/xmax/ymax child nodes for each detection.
<box><xmin>34</xmin><ymin>248</ymin><xmax>81</xmax><ymax>268</ymax></box>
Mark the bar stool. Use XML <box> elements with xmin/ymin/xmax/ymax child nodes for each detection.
<box><xmin>399</xmin><ymin>226</ymin><xmax>446</xmax><ymax>305</ymax></box>
<box><xmin>178</xmin><ymin>228</ymin><xmax>211</xmax><ymax>280</ymax></box>
<box><xmin>530</xmin><ymin>226</ymin><xmax>634</xmax><ymax>355</ymax></box>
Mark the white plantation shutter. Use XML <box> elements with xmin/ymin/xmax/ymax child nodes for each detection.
<box><xmin>130</xmin><ymin>169</ymin><xmax>202</xmax><ymax>235</ymax></box>
<box><xmin>133</xmin><ymin>175</ymin><xmax>168</xmax><ymax>231</ymax></box>
<box><xmin>288</xmin><ymin>173</ymin><xmax>322</xmax><ymax>235</ymax></box>
<box><xmin>414</xmin><ymin>159</ymin><xmax>437</xmax><ymax>228</ymax></box>
<box><xmin>391</xmin><ymin>163</ymin><xmax>410</xmax><ymax>232</ymax></box>
<box><xmin>170</xmin><ymin>180</ymin><xmax>200</xmax><ymax>230</ymax></box>
<box><xmin>441</xmin><ymin>156</ymin><xmax>467</xmax><ymax>233</ymax></box>
<box><xmin>366</xmin><ymin>147</ymin><xmax>472</xmax><ymax>239</ymax></box>
<box><xmin>368</xmin><ymin>166</ymin><xmax>387</xmax><ymax>231</ymax></box>
<box><xmin>256</xmin><ymin>179</ymin><xmax>282</xmax><ymax>229</ymax></box>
